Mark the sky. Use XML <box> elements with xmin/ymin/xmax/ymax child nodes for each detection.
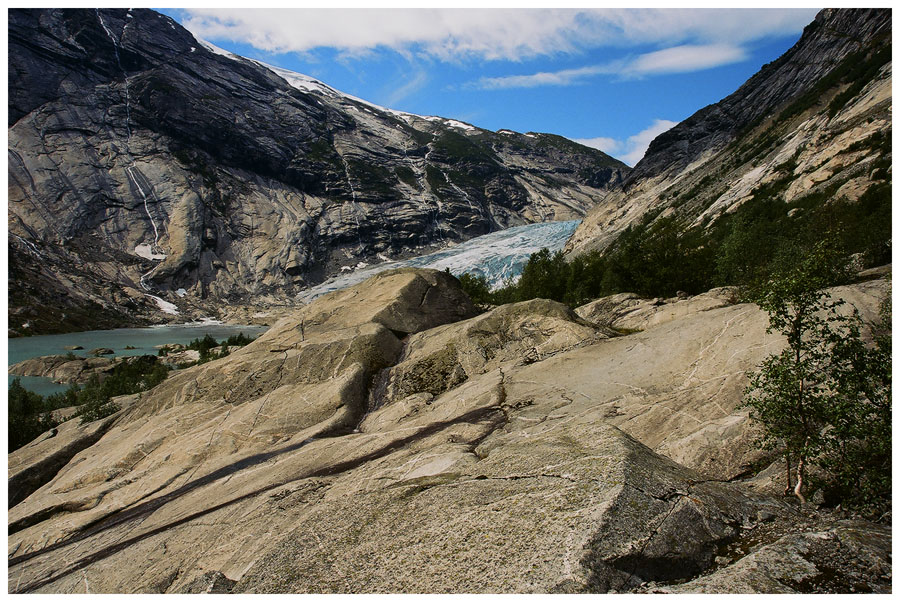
<box><xmin>157</xmin><ymin>7</ymin><xmax>821</xmax><ymax>167</ymax></box>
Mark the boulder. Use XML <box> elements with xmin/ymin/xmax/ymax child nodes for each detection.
<box><xmin>575</xmin><ymin>287</ymin><xmax>739</xmax><ymax>332</ymax></box>
<box><xmin>652</xmin><ymin>519</ymin><xmax>892</xmax><ymax>593</ymax></box>
<box><xmin>9</xmin><ymin>355</ymin><xmax>118</xmax><ymax>385</ymax></box>
<box><xmin>375</xmin><ymin>298</ymin><xmax>610</xmax><ymax>405</ymax></box>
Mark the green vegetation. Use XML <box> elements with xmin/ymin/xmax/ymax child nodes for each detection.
<box><xmin>432</xmin><ymin>130</ymin><xmax>497</xmax><ymax>164</ymax></box>
<box><xmin>7</xmin><ymin>356</ymin><xmax>170</xmax><ymax>451</ymax></box>
<box><xmin>742</xmin><ymin>240</ymin><xmax>891</xmax><ymax>512</ymax></box>
<box><xmin>345</xmin><ymin>158</ymin><xmax>397</xmax><ymax>200</ymax></box>
<box><xmin>778</xmin><ymin>42</ymin><xmax>890</xmax><ymax>123</ymax></box>
<box><xmin>9</xmin><ymin>333</ymin><xmax>258</xmax><ymax>451</ymax></box>
<box><xmin>534</xmin><ymin>132</ymin><xmax>629</xmax><ymax>169</ymax></box>
<box><xmin>727</xmin><ymin>39</ymin><xmax>890</xmax><ymax>171</ymax></box>
<box><xmin>175</xmin><ymin>332</ymin><xmax>256</xmax><ymax>365</ymax></box>
<box><xmin>457</xmin><ymin>272</ymin><xmax>492</xmax><ymax>306</ymax></box>
<box><xmin>394</xmin><ymin>165</ymin><xmax>419</xmax><ymax>189</ymax></box>
<box><xmin>8</xmin><ymin>379</ymin><xmax>58</xmax><ymax>452</ymax></box>
<box><xmin>457</xmin><ymin>180</ymin><xmax>891</xmax><ymax>308</ymax></box>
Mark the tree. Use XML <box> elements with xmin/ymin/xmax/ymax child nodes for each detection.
<box><xmin>457</xmin><ymin>272</ymin><xmax>492</xmax><ymax>305</ymax></box>
<box><xmin>742</xmin><ymin>240</ymin><xmax>890</xmax><ymax>509</ymax></box>
<box><xmin>8</xmin><ymin>378</ymin><xmax>59</xmax><ymax>451</ymax></box>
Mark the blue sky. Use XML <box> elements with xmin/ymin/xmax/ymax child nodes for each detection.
<box><xmin>158</xmin><ymin>8</ymin><xmax>820</xmax><ymax>166</ymax></box>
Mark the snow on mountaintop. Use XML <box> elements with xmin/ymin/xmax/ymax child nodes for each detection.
<box><xmin>195</xmin><ymin>36</ymin><xmax>481</xmax><ymax>134</ymax></box>
<box><xmin>420</xmin><ymin>116</ymin><xmax>477</xmax><ymax>131</ymax></box>
<box><xmin>197</xmin><ymin>38</ymin><xmax>234</xmax><ymax>58</ymax></box>
<box><xmin>259</xmin><ymin>61</ymin><xmax>345</xmax><ymax>99</ymax></box>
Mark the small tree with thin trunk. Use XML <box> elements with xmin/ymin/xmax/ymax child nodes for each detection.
<box><xmin>742</xmin><ymin>240</ymin><xmax>858</xmax><ymax>503</ymax></box>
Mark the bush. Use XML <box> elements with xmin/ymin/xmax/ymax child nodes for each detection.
<box><xmin>8</xmin><ymin>378</ymin><xmax>59</xmax><ymax>451</ymax></box>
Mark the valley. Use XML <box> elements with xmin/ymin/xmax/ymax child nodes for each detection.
<box><xmin>7</xmin><ymin>7</ymin><xmax>892</xmax><ymax>595</ymax></box>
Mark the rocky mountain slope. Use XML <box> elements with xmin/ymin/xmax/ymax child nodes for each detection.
<box><xmin>566</xmin><ymin>8</ymin><xmax>891</xmax><ymax>257</ymax></box>
<box><xmin>8</xmin><ymin>267</ymin><xmax>891</xmax><ymax>593</ymax></box>
<box><xmin>8</xmin><ymin>8</ymin><xmax>628</xmax><ymax>335</ymax></box>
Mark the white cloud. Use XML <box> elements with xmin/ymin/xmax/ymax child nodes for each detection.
<box><xmin>622</xmin><ymin>44</ymin><xmax>747</xmax><ymax>77</ymax></box>
<box><xmin>573</xmin><ymin>119</ymin><xmax>679</xmax><ymax>166</ymax></box>
<box><xmin>176</xmin><ymin>8</ymin><xmax>817</xmax><ymax>62</ymax></box>
<box><xmin>474</xmin><ymin>65</ymin><xmax>608</xmax><ymax>90</ymax></box>
<box><xmin>472</xmin><ymin>43</ymin><xmax>747</xmax><ymax>89</ymax></box>
<box><xmin>179</xmin><ymin>9</ymin><xmax>586</xmax><ymax>61</ymax></box>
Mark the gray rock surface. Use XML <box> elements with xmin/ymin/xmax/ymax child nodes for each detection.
<box><xmin>7</xmin><ymin>269</ymin><xmax>890</xmax><ymax>594</ymax></box>
<box><xmin>375</xmin><ymin>298</ymin><xmax>610</xmax><ymax>405</ymax></box>
<box><xmin>575</xmin><ymin>287</ymin><xmax>738</xmax><ymax>331</ymax></box>
<box><xmin>9</xmin><ymin>355</ymin><xmax>118</xmax><ymax>384</ymax></box>
<box><xmin>644</xmin><ymin>517</ymin><xmax>892</xmax><ymax>593</ymax></box>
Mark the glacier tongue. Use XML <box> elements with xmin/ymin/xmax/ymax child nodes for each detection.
<box><xmin>297</xmin><ymin>220</ymin><xmax>580</xmax><ymax>303</ymax></box>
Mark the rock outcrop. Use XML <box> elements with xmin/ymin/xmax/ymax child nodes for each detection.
<box><xmin>566</xmin><ymin>8</ymin><xmax>891</xmax><ymax>257</ymax></box>
<box><xmin>9</xmin><ymin>355</ymin><xmax>119</xmax><ymax>385</ymax></box>
<box><xmin>8</xmin><ymin>8</ymin><xmax>629</xmax><ymax>334</ymax></box>
<box><xmin>8</xmin><ymin>268</ymin><xmax>891</xmax><ymax>593</ymax></box>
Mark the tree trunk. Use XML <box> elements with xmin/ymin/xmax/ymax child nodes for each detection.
<box><xmin>783</xmin><ymin>451</ymin><xmax>793</xmax><ymax>496</ymax></box>
<box><xmin>794</xmin><ymin>455</ymin><xmax>807</xmax><ymax>504</ymax></box>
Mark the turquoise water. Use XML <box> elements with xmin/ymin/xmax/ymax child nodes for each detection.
<box><xmin>8</xmin><ymin>323</ymin><xmax>268</xmax><ymax>396</ymax></box>
<box><xmin>9</xmin><ymin>220</ymin><xmax>580</xmax><ymax>396</ymax></box>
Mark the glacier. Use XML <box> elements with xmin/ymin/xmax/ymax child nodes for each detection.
<box><xmin>297</xmin><ymin>220</ymin><xmax>580</xmax><ymax>303</ymax></box>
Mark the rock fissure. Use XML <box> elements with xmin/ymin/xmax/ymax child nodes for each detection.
<box><xmin>616</xmin><ymin>495</ymin><xmax>687</xmax><ymax>591</ymax></box>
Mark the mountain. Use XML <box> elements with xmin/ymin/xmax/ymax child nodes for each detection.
<box><xmin>7</xmin><ymin>8</ymin><xmax>628</xmax><ymax>335</ymax></box>
<box><xmin>566</xmin><ymin>8</ymin><xmax>891</xmax><ymax>257</ymax></box>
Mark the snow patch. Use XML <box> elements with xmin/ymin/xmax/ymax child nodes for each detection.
<box><xmin>261</xmin><ymin>62</ymin><xmax>341</xmax><ymax>97</ymax></box>
<box><xmin>197</xmin><ymin>38</ymin><xmax>237</xmax><ymax>58</ymax></box>
<box><xmin>175</xmin><ymin>288</ymin><xmax>187</xmax><ymax>297</ymax></box>
<box><xmin>135</xmin><ymin>244</ymin><xmax>167</xmax><ymax>261</ymax></box>
<box><xmin>148</xmin><ymin>295</ymin><xmax>179</xmax><ymax>315</ymax></box>
<box><xmin>443</xmin><ymin>119</ymin><xmax>476</xmax><ymax>131</ymax></box>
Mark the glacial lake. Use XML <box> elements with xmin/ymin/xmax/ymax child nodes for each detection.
<box><xmin>8</xmin><ymin>322</ymin><xmax>268</xmax><ymax>396</ymax></box>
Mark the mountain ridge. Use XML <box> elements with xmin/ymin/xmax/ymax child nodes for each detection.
<box><xmin>8</xmin><ymin>8</ymin><xmax>627</xmax><ymax>335</ymax></box>
<box><xmin>566</xmin><ymin>7</ymin><xmax>891</xmax><ymax>257</ymax></box>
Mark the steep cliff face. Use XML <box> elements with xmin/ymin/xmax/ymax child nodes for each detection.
<box><xmin>8</xmin><ymin>8</ymin><xmax>628</xmax><ymax>334</ymax></box>
<box><xmin>566</xmin><ymin>8</ymin><xmax>891</xmax><ymax>256</ymax></box>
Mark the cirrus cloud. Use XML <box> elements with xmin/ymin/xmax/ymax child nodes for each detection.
<box><xmin>471</xmin><ymin>43</ymin><xmax>748</xmax><ymax>89</ymax></box>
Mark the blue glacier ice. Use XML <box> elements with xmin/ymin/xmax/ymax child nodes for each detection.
<box><xmin>298</xmin><ymin>220</ymin><xmax>580</xmax><ymax>303</ymax></box>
